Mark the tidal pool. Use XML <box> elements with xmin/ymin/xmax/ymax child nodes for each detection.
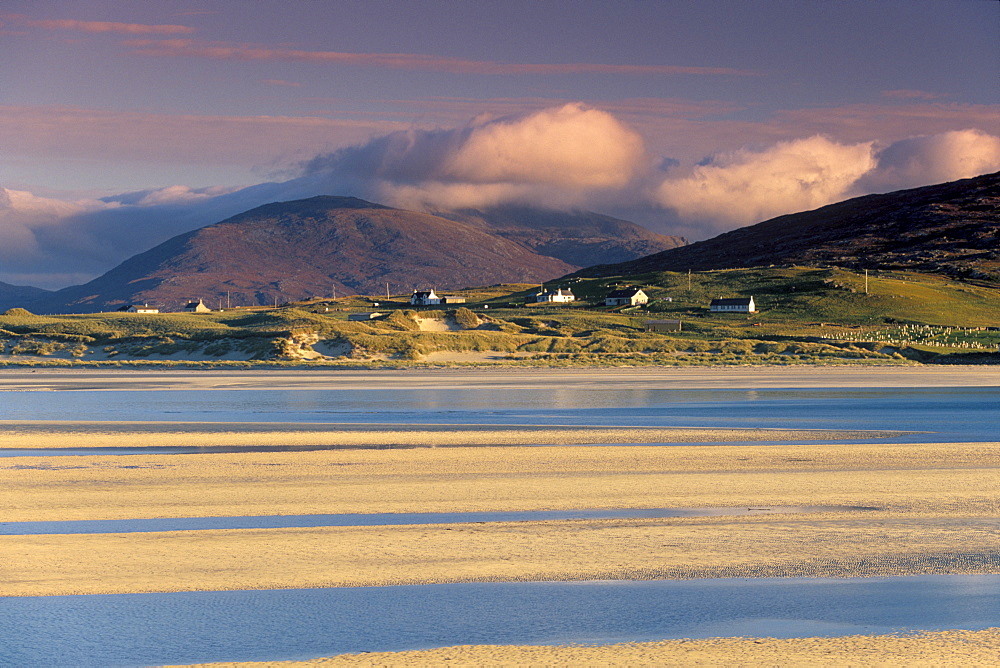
<box><xmin>2</xmin><ymin>386</ymin><xmax>997</xmax><ymax>442</ymax></box>
<box><xmin>2</xmin><ymin>575</ymin><xmax>997</xmax><ymax>666</ymax></box>
<box><xmin>0</xmin><ymin>505</ymin><xmax>875</xmax><ymax>535</ymax></box>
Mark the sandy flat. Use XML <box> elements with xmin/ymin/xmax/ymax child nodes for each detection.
<box><xmin>188</xmin><ymin>629</ymin><xmax>1000</xmax><ymax>666</ymax></box>
<box><xmin>0</xmin><ymin>420</ymin><xmax>906</xmax><ymax>449</ymax></box>
<box><xmin>3</xmin><ymin>441</ymin><xmax>998</xmax><ymax>596</ymax></box>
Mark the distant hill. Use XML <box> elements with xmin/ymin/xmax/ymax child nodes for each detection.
<box><xmin>32</xmin><ymin>196</ymin><xmax>682</xmax><ymax>313</ymax></box>
<box><xmin>573</xmin><ymin>172</ymin><xmax>1000</xmax><ymax>281</ymax></box>
<box><xmin>0</xmin><ymin>281</ymin><xmax>51</xmax><ymax>312</ymax></box>
<box><xmin>436</xmin><ymin>205</ymin><xmax>685</xmax><ymax>268</ymax></box>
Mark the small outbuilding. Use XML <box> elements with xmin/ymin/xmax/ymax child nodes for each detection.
<box><xmin>183</xmin><ymin>299</ymin><xmax>212</xmax><ymax>313</ymax></box>
<box><xmin>645</xmin><ymin>319</ymin><xmax>682</xmax><ymax>332</ymax></box>
<box><xmin>709</xmin><ymin>297</ymin><xmax>756</xmax><ymax>313</ymax></box>
<box><xmin>440</xmin><ymin>296</ymin><xmax>466</xmax><ymax>304</ymax></box>
<box><xmin>606</xmin><ymin>287</ymin><xmax>649</xmax><ymax>307</ymax></box>
<box><xmin>118</xmin><ymin>303</ymin><xmax>160</xmax><ymax>314</ymax></box>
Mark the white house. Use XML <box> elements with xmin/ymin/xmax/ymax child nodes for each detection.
<box><xmin>183</xmin><ymin>299</ymin><xmax>212</xmax><ymax>313</ymax></box>
<box><xmin>536</xmin><ymin>287</ymin><xmax>575</xmax><ymax>303</ymax></box>
<box><xmin>605</xmin><ymin>287</ymin><xmax>649</xmax><ymax>307</ymax></box>
<box><xmin>709</xmin><ymin>297</ymin><xmax>756</xmax><ymax>313</ymax></box>
<box><xmin>118</xmin><ymin>303</ymin><xmax>160</xmax><ymax>314</ymax></box>
<box><xmin>410</xmin><ymin>289</ymin><xmax>441</xmax><ymax>306</ymax></box>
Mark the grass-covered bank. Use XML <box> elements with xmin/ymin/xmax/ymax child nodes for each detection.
<box><xmin>2</xmin><ymin>268</ymin><xmax>997</xmax><ymax>367</ymax></box>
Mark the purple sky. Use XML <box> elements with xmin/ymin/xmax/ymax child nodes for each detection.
<box><xmin>1</xmin><ymin>0</ymin><xmax>999</xmax><ymax>288</ymax></box>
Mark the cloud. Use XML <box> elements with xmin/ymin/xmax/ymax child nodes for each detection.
<box><xmin>653</xmin><ymin>129</ymin><xmax>1000</xmax><ymax>231</ymax></box>
<box><xmin>0</xmin><ymin>188</ymin><xmax>116</xmax><ymax>282</ymax></box>
<box><xmin>857</xmin><ymin>129</ymin><xmax>1000</xmax><ymax>192</ymax></box>
<box><xmin>24</xmin><ymin>18</ymin><xmax>194</xmax><ymax>35</ymax></box>
<box><xmin>123</xmin><ymin>38</ymin><xmax>756</xmax><ymax>76</ymax></box>
<box><xmin>114</xmin><ymin>185</ymin><xmax>239</xmax><ymax>207</ymax></box>
<box><xmin>302</xmin><ymin>103</ymin><xmax>647</xmax><ymax>210</ymax></box>
<box><xmin>654</xmin><ymin>136</ymin><xmax>877</xmax><ymax>230</ymax></box>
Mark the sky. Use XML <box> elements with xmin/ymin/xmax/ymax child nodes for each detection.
<box><xmin>1</xmin><ymin>0</ymin><xmax>999</xmax><ymax>289</ymax></box>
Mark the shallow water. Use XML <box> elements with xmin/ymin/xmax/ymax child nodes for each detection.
<box><xmin>2</xmin><ymin>575</ymin><xmax>997</xmax><ymax>666</ymax></box>
<box><xmin>2</xmin><ymin>386</ymin><xmax>998</xmax><ymax>442</ymax></box>
<box><xmin>0</xmin><ymin>505</ymin><xmax>874</xmax><ymax>535</ymax></box>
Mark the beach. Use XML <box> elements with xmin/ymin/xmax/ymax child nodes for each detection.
<box><xmin>1</xmin><ymin>367</ymin><xmax>997</xmax><ymax>664</ymax></box>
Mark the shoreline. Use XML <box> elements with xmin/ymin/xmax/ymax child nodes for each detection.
<box><xmin>1</xmin><ymin>365</ymin><xmax>998</xmax><ymax>392</ymax></box>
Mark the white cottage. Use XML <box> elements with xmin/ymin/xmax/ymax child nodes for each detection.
<box><xmin>605</xmin><ymin>287</ymin><xmax>649</xmax><ymax>307</ymax></box>
<box><xmin>410</xmin><ymin>289</ymin><xmax>441</xmax><ymax>306</ymax></box>
<box><xmin>536</xmin><ymin>287</ymin><xmax>575</xmax><ymax>303</ymax></box>
<box><xmin>709</xmin><ymin>297</ymin><xmax>756</xmax><ymax>313</ymax></box>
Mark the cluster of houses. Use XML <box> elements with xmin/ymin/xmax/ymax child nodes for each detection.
<box><xmin>410</xmin><ymin>286</ymin><xmax>756</xmax><ymax>313</ymax></box>
<box><xmin>119</xmin><ymin>289</ymin><xmax>757</xmax><ymax>317</ymax></box>
<box><xmin>116</xmin><ymin>299</ymin><xmax>212</xmax><ymax>314</ymax></box>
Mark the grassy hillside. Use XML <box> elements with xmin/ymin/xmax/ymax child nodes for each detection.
<box><xmin>1</xmin><ymin>268</ymin><xmax>998</xmax><ymax>367</ymax></box>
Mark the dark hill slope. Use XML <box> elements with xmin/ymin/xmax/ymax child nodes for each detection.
<box><xmin>35</xmin><ymin>196</ymin><xmax>577</xmax><ymax>313</ymax></box>
<box><xmin>0</xmin><ymin>281</ymin><xmax>51</xmax><ymax>312</ymax></box>
<box><xmin>437</xmin><ymin>205</ymin><xmax>686</xmax><ymax>267</ymax></box>
<box><xmin>573</xmin><ymin>172</ymin><xmax>1000</xmax><ymax>280</ymax></box>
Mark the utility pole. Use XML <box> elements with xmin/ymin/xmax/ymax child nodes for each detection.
<box><xmin>688</xmin><ymin>269</ymin><xmax>692</xmax><ymax>292</ymax></box>
<box><xmin>227</xmin><ymin>291</ymin><xmax>231</xmax><ymax>309</ymax></box>
<box><xmin>386</xmin><ymin>282</ymin><xmax>390</xmax><ymax>300</ymax></box>
<box><xmin>865</xmin><ymin>269</ymin><xmax>869</xmax><ymax>295</ymax></box>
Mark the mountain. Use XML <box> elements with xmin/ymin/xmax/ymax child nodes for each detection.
<box><xmin>435</xmin><ymin>205</ymin><xmax>685</xmax><ymax>267</ymax></box>
<box><xmin>0</xmin><ymin>281</ymin><xmax>51</xmax><ymax>312</ymax></box>
<box><xmin>573</xmin><ymin>172</ymin><xmax>1000</xmax><ymax>280</ymax></box>
<box><xmin>32</xmin><ymin>196</ymin><xmax>675</xmax><ymax>313</ymax></box>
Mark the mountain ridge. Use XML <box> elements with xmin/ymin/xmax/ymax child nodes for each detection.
<box><xmin>571</xmin><ymin>172</ymin><xmax>1000</xmax><ymax>280</ymax></box>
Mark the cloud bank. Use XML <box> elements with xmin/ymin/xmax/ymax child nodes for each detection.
<box><xmin>302</xmin><ymin>103</ymin><xmax>647</xmax><ymax>210</ymax></box>
<box><xmin>653</xmin><ymin>128</ymin><xmax>1000</xmax><ymax>232</ymax></box>
<box><xmin>2</xmin><ymin>103</ymin><xmax>998</xmax><ymax>290</ymax></box>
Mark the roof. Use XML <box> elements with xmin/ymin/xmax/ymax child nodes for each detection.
<box><xmin>412</xmin><ymin>290</ymin><xmax>436</xmax><ymax>297</ymax></box>
<box><xmin>607</xmin><ymin>287</ymin><xmax>644</xmax><ymax>298</ymax></box>
<box><xmin>541</xmin><ymin>287</ymin><xmax>574</xmax><ymax>296</ymax></box>
<box><xmin>710</xmin><ymin>297</ymin><xmax>754</xmax><ymax>306</ymax></box>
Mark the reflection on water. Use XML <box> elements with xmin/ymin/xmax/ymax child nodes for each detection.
<box><xmin>2</xmin><ymin>387</ymin><xmax>996</xmax><ymax>442</ymax></box>
<box><xmin>2</xmin><ymin>575</ymin><xmax>997</xmax><ymax>666</ymax></box>
<box><xmin>0</xmin><ymin>506</ymin><xmax>876</xmax><ymax>535</ymax></box>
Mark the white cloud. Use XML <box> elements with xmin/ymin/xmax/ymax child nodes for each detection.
<box><xmin>857</xmin><ymin>129</ymin><xmax>1000</xmax><ymax>192</ymax></box>
<box><xmin>654</xmin><ymin>136</ymin><xmax>877</xmax><ymax>230</ymax></box>
<box><xmin>0</xmin><ymin>188</ymin><xmax>113</xmax><ymax>255</ymax></box>
<box><xmin>304</xmin><ymin>103</ymin><xmax>647</xmax><ymax>210</ymax></box>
